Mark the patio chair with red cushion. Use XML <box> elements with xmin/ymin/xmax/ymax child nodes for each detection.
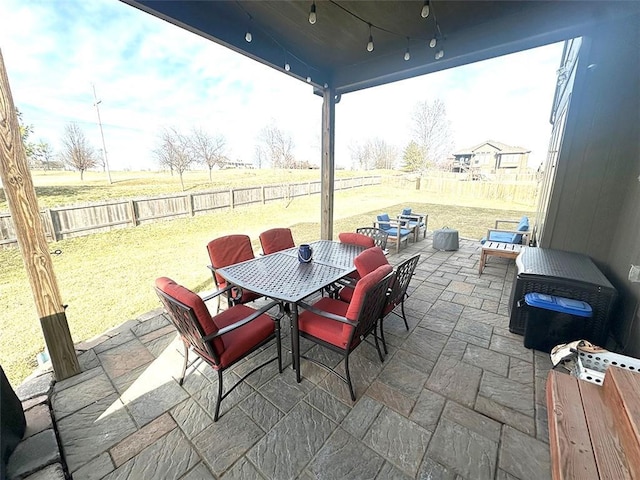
<box><xmin>259</xmin><ymin>227</ymin><xmax>295</xmax><ymax>255</ymax></box>
<box><xmin>155</xmin><ymin>277</ymin><xmax>282</xmax><ymax>421</ymax></box>
<box><xmin>338</xmin><ymin>232</ymin><xmax>375</xmax><ymax>249</ymax></box>
<box><xmin>336</xmin><ymin>232</ymin><xmax>376</xmax><ymax>287</ymax></box>
<box><xmin>206</xmin><ymin>234</ymin><xmax>262</xmax><ymax>311</ymax></box>
<box><xmin>338</xmin><ymin>246</ymin><xmax>389</xmax><ymax>303</ymax></box>
<box><xmin>297</xmin><ymin>264</ymin><xmax>394</xmax><ymax>401</ymax></box>
<box><xmin>356</xmin><ymin>227</ymin><xmax>389</xmax><ymax>253</ymax></box>
<box><xmin>380</xmin><ymin>254</ymin><xmax>421</xmax><ymax>354</ymax></box>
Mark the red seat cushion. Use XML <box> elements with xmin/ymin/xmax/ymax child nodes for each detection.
<box><xmin>298</xmin><ymin>297</ymin><xmax>351</xmax><ymax>349</ymax></box>
<box><xmin>259</xmin><ymin>228</ymin><xmax>295</xmax><ymax>255</ymax></box>
<box><xmin>155</xmin><ymin>277</ymin><xmax>224</xmax><ymax>353</ymax></box>
<box><xmin>214</xmin><ymin>304</ymin><xmax>275</xmax><ymax>368</ymax></box>
<box><xmin>354</xmin><ymin>247</ymin><xmax>389</xmax><ymax>277</ymax></box>
<box><xmin>346</xmin><ymin>264</ymin><xmax>393</xmax><ymax>321</ymax></box>
<box><xmin>338</xmin><ymin>232</ymin><xmax>375</xmax><ymax>248</ymax></box>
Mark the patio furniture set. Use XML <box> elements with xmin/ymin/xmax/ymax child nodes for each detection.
<box><xmin>374</xmin><ymin>207</ymin><xmax>428</xmax><ymax>253</ymax></box>
<box><xmin>155</xmin><ymin>227</ymin><xmax>420</xmax><ymax>419</ymax></box>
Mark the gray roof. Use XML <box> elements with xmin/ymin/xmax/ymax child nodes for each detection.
<box><xmin>454</xmin><ymin>140</ymin><xmax>531</xmax><ymax>156</ymax></box>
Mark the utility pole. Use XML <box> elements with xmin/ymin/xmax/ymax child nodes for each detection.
<box><xmin>92</xmin><ymin>84</ymin><xmax>112</xmax><ymax>184</ymax></box>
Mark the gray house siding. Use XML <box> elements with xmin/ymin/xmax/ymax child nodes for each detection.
<box><xmin>540</xmin><ymin>15</ymin><xmax>640</xmax><ymax>355</ymax></box>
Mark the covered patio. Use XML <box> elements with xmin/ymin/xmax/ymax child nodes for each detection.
<box><xmin>2</xmin><ymin>1</ymin><xmax>639</xmax><ymax>478</ymax></box>
<box><xmin>12</xmin><ymin>235</ymin><xmax>553</xmax><ymax>480</ymax></box>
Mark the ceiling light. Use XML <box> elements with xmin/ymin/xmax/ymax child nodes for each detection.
<box><xmin>404</xmin><ymin>37</ymin><xmax>411</xmax><ymax>61</ymax></box>
<box><xmin>367</xmin><ymin>24</ymin><xmax>374</xmax><ymax>52</ymax></box>
<box><xmin>429</xmin><ymin>36</ymin><xmax>437</xmax><ymax>48</ymax></box>
<box><xmin>309</xmin><ymin>2</ymin><xmax>317</xmax><ymax>24</ymax></box>
<box><xmin>421</xmin><ymin>1</ymin><xmax>430</xmax><ymax>18</ymax></box>
<box><xmin>285</xmin><ymin>62</ymin><xmax>291</xmax><ymax>71</ymax></box>
<box><xmin>245</xmin><ymin>30</ymin><xmax>252</xmax><ymax>43</ymax></box>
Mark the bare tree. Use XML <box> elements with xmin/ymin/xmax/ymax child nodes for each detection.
<box><xmin>349</xmin><ymin>141</ymin><xmax>373</xmax><ymax>170</ymax></box>
<box><xmin>60</xmin><ymin>123</ymin><xmax>97</xmax><ymax>180</ymax></box>
<box><xmin>411</xmin><ymin>98</ymin><xmax>454</xmax><ymax>173</ymax></box>
<box><xmin>257</xmin><ymin>123</ymin><xmax>295</xmax><ymax>168</ymax></box>
<box><xmin>370</xmin><ymin>138</ymin><xmax>398</xmax><ymax>169</ymax></box>
<box><xmin>154</xmin><ymin>127</ymin><xmax>194</xmax><ymax>191</ymax></box>
<box><xmin>349</xmin><ymin>138</ymin><xmax>397</xmax><ymax>170</ymax></box>
<box><xmin>190</xmin><ymin>128</ymin><xmax>226</xmax><ymax>181</ymax></box>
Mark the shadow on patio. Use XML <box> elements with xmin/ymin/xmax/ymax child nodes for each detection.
<box><xmin>11</xmin><ymin>234</ymin><xmax>552</xmax><ymax>480</ymax></box>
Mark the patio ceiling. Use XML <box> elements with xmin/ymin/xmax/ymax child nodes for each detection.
<box><xmin>123</xmin><ymin>1</ymin><xmax>637</xmax><ymax>95</ymax></box>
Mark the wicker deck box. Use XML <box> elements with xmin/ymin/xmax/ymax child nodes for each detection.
<box><xmin>508</xmin><ymin>247</ymin><xmax>617</xmax><ymax>346</ymax></box>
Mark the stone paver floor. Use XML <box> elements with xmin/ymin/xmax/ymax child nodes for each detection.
<box><xmin>50</xmin><ymin>236</ymin><xmax>552</xmax><ymax>480</ymax></box>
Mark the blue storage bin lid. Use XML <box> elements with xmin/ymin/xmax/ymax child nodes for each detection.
<box><xmin>524</xmin><ymin>292</ymin><xmax>592</xmax><ymax>317</ymax></box>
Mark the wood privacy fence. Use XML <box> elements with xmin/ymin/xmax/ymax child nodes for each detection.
<box><xmin>0</xmin><ymin>176</ymin><xmax>381</xmax><ymax>247</ymax></box>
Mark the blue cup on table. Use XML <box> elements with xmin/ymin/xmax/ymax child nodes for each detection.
<box><xmin>298</xmin><ymin>244</ymin><xmax>313</xmax><ymax>263</ymax></box>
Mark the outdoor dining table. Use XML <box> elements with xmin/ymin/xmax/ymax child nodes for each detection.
<box><xmin>216</xmin><ymin>239</ymin><xmax>366</xmax><ymax>382</ymax></box>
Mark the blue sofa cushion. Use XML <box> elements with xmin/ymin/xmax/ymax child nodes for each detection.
<box><xmin>377</xmin><ymin>214</ymin><xmax>391</xmax><ymax>231</ymax></box>
<box><xmin>482</xmin><ymin>216</ymin><xmax>530</xmax><ymax>244</ymax></box>
<box><xmin>402</xmin><ymin>208</ymin><xmax>412</xmax><ymax>216</ymax></box>
<box><xmin>486</xmin><ymin>231</ymin><xmax>519</xmax><ymax>243</ymax></box>
<box><xmin>387</xmin><ymin>227</ymin><xmax>411</xmax><ymax>237</ymax></box>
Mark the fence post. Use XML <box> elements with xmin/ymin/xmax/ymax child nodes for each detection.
<box><xmin>128</xmin><ymin>200</ymin><xmax>137</xmax><ymax>227</ymax></box>
<box><xmin>261</xmin><ymin>186</ymin><xmax>265</xmax><ymax>204</ymax></box>
<box><xmin>187</xmin><ymin>194</ymin><xmax>194</xmax><ymax>217</ymax></box>
<box><xmin>44</xmin><ymin>209</ymin><xmax>57</xmax><ymax>242</ymax></box>
<box><xmin>230</xmin><ymin>188</ymin><xmax>235</xmax><ymax>209</ymax></box>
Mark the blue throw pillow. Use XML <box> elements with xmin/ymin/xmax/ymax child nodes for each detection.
<box><xmin>402</xmin><ymin>208</ymin><xmax>412</xmax><ymax>216</ymax></box>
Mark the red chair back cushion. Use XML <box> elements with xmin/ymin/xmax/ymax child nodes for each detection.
<box><xmin>354</xmin><ymin>246</ymin><xmax>389</xmax><ymax>277</ymax></box>
<box><xmin>338</xmin><ymin>232</ymin><xmax>375</xmax><ymax>248</ymax></box>
<box><xmin>207</xmin><ymin>235</ymin><xmax>255</xmax><ymax>287</ymax></box>
<box><xmin>259</xmin><ymin>228</ymin><xmax>295</xmax><ymax>254</ymax></box>
<box><xmin>155</xmin><ymin>277</ymin><xmax>224</xmax><ymax>353</ymax></box>
<box><xmin>346</xmin><ymin>264</ymin><xmax>393</xmax><ymax>321</ymax></box>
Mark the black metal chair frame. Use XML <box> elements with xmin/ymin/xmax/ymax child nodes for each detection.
<box><xmin>380</xmin><ymin>254</ymin><xmax>421</xmax><ymax>354</ymax></box>
<box><xmin>155</xmin><ymin>285</ymin><xmax>283</xmax><ymax>421</ymax></box>
<box><xmin>356</xmin><ymin>227</ymin><xmax>389</xmax><ymax>253</ymax></box>
<box><xmin>206</xmin><ymin>264</ymin><xmax>251</xmax><ymax>311</ymax></box>
<box><xmin>297</xmin><ymin>270</ymin><xmax>394</xmax><ymax>401</ymax></box>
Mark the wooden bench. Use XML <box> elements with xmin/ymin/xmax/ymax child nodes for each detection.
<box><xmin>478</xmin><ymin>241</ymin><xmax>522</xmax><ymax>274</ymax></box>
<box><xmin>546</xmin><ymin>367</ymin><xmax>640</xmax><ymax>479</ymax></box>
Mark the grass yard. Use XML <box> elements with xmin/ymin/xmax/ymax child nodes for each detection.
<box><xmin>0</xmin><ymin>168</ymin><xmax>390</xmax><ymax>210</ymax></box>
<box><xmin>1</xmin><ymin>173</ymin><xmax>535</xmax><ymax>386</ymax></box>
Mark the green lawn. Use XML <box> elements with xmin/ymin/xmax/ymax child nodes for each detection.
<box><xmin>1</xmin><ymin>173</ymin><xmax>535</xmax><ymax>386</ymax></box>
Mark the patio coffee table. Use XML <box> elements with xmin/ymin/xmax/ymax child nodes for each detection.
<box><xmin>217</xmin><ymin>240</ymin><xmax>365</xmax><ymax>383</ymax></box>
<box><xmin>479</xmin><ymin>241</ymin><xmax>523</xmax><ymax>274</ymax></box>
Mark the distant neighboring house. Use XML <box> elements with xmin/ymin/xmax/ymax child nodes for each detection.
<box><xmin>451</xmin><ymin>140</ymin><xmax>531</xmax><ymax>174</ymax></box>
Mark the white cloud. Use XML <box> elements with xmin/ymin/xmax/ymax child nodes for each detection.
<box><xmin>0</xmin><ymin>0</ymin><xmax>563</xmax><ymax>171</ymax></box>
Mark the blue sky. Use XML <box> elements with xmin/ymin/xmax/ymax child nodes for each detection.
<box><xmin>0</xmin><ymin>0</ymin><xmax>564</xmax><ymax>170</ymax></box>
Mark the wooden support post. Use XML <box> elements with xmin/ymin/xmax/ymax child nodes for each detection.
<box><xmin>0</xmin><ymin>50</ymin><xmax>80</xmax><ymax>380</ymax></box>
<box><xmin>321</xmin><ymin>86</ymin><xmax>336</xmax><ymax>240</ymax></box>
